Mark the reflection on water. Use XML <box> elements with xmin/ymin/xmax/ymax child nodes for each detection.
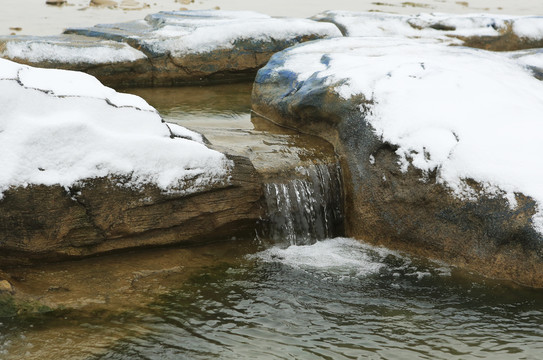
<box><xmin>77</xmin><ymin>239</ymin><xmax>543</xmax><ymax>359</ymax></box>
<box><xmin>127</xmin><ymin>84</ymin><xmax>338</xmax><ymax>174</ymax></box>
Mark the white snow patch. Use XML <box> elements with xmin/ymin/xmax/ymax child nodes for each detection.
<box><xmin>139</xmin><ymin>11</ymin><xmax>341</xmax><ymax>55</ymax></box>
<box><xmin>0</xmin><ymin>59</ymin><xmax>231</xmax><ymax>197</ymax></box>
<box><xmin>18</xmin><ymin>66</ymin><xmax>153</xmax><ymax>110</ymax></box>
<box><xmin>314</xmin><ymin>11</ymin><xmax>543</xmax><ymax>42</ymax></box>
<box><xmin>274</xmin><ymin>37</ymin><xmax>543</xmax><ymax>232</ymax></box>
<box><xmin>507</xmin><ymin>49</ymin><xmax>543</xmax><ymax>70</ymax></box>
<box><xmin>0</xmin><ymin>58</ymin><xmax>22</xmax><ymax>79</ymax></box>
<box><xmin>512</xmin><ymin>17</ymin><xmax>543</xmax><ymax>40</ymax></box>
<box><xmin>1</xmin><ymin>40</ymin><xmax>146</xmax><ymax>64</ymax></box>
<box><xmin>167</xmin><ymin>122</ymin><xmax>204</xmax><ymax>143</ymax></box>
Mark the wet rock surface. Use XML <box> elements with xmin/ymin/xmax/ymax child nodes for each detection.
<box><xmin>252</xmin><ymin>37</ymin><xmax>543</xmax><ymax>287</ymax></box>
<box><xmin>0</xmin><ymin>155</ymin><xmax>263</xmax><ymax>264</ymax></box>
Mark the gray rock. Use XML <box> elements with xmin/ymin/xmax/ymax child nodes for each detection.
<box><xmin>252</xmin><ymin>37</ymin><xmax>543</xmax><ymax>287</ymax></box>
<box><xmin>60</xmin><ymin>10</ymin><xmax>340</xmax><ymax>86</ymax></box>
<box><xmin>0</xmin><ymin>34</ymin><xmax>151</xmax><ymax>87</ymax></box>
<box><xmin>313</xmin><ymin>11</ymin><xmax>543</xmax><ymax>51</ymax></box>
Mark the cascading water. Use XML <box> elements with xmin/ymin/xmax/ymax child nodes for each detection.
<box><xmin>261</xmin><ymin>163</ymin><xmax>344</xmax><ymax>246</ymax></box>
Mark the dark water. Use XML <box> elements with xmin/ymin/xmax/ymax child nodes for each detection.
<box><xmin>83</xmin><ymin>239</ymin><xmax>542</xmax><ymax>359</ymax></box>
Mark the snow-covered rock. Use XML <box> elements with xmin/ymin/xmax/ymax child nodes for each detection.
<box><xmin>253</xmin><ymin>37</ymin><xmax>543</xmax><ymax>287</ymax></box>
<box><xmin>507</xmin><ymin>48</ymin><xmax>543</xmax><ymax>79</ymax></box>
<box><xmin>61</xmin><ymin>10</ymin><xmax>341</xmax><ymax>86</ymax></box>
<box><xmin>0</xmin><ymin>59</ymin><xmax>263</xmax><ymax>261</ymax></box>
<box><xmin>0</xmin><ymin>34</ymin><xmax>150</xmax><ymax>87</ymax></box>
<box><xmin>313</xmin><ymin>11</ymin><xmax>543</xmax><ymax>50</ymax></box>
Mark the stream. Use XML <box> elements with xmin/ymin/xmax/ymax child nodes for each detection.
<box><xmin>0</xmin><ymin>83</ymin><xmax>542</xmax><ymax>359</ymax></box>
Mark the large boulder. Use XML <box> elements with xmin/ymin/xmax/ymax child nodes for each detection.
<box><xmin>313</xmin><ymin>11</ymin><xmax>543</xmax><ymax>51</ymax></box>
<box><xmin>252</xmin><ymin>37</ymin><xmax>543</xmax><ymax>287</ymax></box>
<box><xmin>0</xmin><ymin>34</ymin><xmax>150</xmax><ymax>87</ymax></box>
<box><xmin>0</xmin><ymin>10</ymin><xmax>341</xmax><ymax>87</ymax></box>
<box><xmin>0</xmin><ymin>59</ymin><xmax>263</xmax><ymax>264</ymax></box>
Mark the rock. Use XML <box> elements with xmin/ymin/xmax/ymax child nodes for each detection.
<box><xmin>45</xmin><ymin>0</ymin><xmax>66</xmax><ymax>5</ymax></box>
<box><xmin>0</xmin><ymin>59</ymin><xmax>264</xmax><ymax>264</ymax></box>
<box><xmin>0</xmin><ymin>280</ymin><xmax>13</xmax><ymax>293</ymax></box>
<box><xmin>252</xmin><ymin>37</ymin><xmax>543</xmax><ymax>287</ymax></box>
<box><xmin>313</xmin><ymin>11</ymin><xmax>543</xmax><ymax>51</ymax></box>
<box><xmin>0</xmin><ymin>34</ymin><xmax>151</xmax><ymax>87</ymax></box>
<box><xmin>0</xmin><ymin>10</ymin><xmax>341</xmax><ymax>87</ymax></box>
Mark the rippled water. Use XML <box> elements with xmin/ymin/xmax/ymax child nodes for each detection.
<box><xmin>78</xmin><ymin>238</ymin><xmax>543</xmax><ymax>359</ymax></box>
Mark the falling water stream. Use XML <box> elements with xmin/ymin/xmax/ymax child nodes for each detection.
<box><xmin>0</xmin><ymin>83</ymin><xmax>542</xmax><ymax>359</ymax></box>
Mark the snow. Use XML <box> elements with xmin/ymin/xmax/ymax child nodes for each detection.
<box><xmin>512</xmin><ymin>17</ymin><xmax>543</xmax><ymax>40</ymax></box>
<box><xmin>1</xmin><ymin>38</ymin><xmax>146</xmax><ymax>64</ymax></box>
<box><xmin>508</xmin><ymin>49</ymin><xmax>543</xmax><ymax>70</ymax></box>
<box><xmin>97</xmin><ymin>10</ymin><xmax>342</xmax><ymax>56</ymax></box>
<box><xmin>272</xmin><ymin>37</ymin><xmax>543</xmax><ymax>232</ymax></box>
<box><xmin>18</xmin><ymin>66</ymin><xmax>153</xmax><ymax>110</ymax></box>
<box><xmin>0</xmin><ymin>58</ymin><xmax>231</xmax><ymax>197</ymax></box>
<box><xmin>167</xmin><ymin>122</ymin><xmax>204</xmax><ymax>143</ymax></box>
<box><xmin>313</xmin><ymin>11</ymin><xmax>543</xmax><ymax>42</ymax></box>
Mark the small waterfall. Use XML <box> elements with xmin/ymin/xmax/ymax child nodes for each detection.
<box><xmin>261</xmin><ymin>163</ymin><xmax>344</xmax><ymax>246</ymax></box>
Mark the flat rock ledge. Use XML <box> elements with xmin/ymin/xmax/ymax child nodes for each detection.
<box><xmin>252</xmin><ymin>37</ymin><xmax>543</xmax><ymax>287</ymax></box>
<box><xmin>0</xmin><ymin>10</ymin><xmax>341</xmax><ymax>87</ymax></box>
<box><xmin>0</xmin><ymin>155</ymin><xmax>263</xmax><ymax>265</ymax></box>
<box><xmin>313</xmin><ymin>11</ymin><xmax>543</xmax><ymax>51</ymax></box>
<box><xmin>0</xmin><ymin>59</ymin><xmax>264</xmax><ymax>264</ymax></box>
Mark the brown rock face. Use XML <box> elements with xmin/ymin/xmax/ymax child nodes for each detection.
<box><xmin>252</xmin><ymin>46</ymin><xmax>543</xmax><ymax>287</ymax></box>
<box><xmin>0</xmin><ymin>155</ymin><xmax>264</xmax><ymax>265</ymax></box>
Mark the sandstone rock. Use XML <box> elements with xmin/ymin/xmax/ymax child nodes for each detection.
<box><xmin>59</xmin><ymin>10</ymin><xmax>339</xmax><ymax>86</ymax></box>
<box><xmin>1</xmin><ymin>11</ymin><xmax>340</xmax><ymax>87</ymax></box>
<box><xmin>252</xmin><ymin>37</ymin><xmax>543</xmax><ymax>287</ymax></box>
<box><xmin>0</xmin><ymin>59</ymin><xmax>263</xmax><ymax>264</ymax></box>
<box><xmin>0</xmin><ymin>280</ymin><xmax>13</xmax><ymax>293</ymax></box>
<box><xmin>313</xmin><ymin>11</ymin><xmax>543</xmax><ymax>51</ymax></box>
<box><xmin>0</xmin><ymin>34</ymin><xmax>151</xmax><ymax>87</ymax></box>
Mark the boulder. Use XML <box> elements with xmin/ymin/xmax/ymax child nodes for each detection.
<box><xmin>0</xmin><ymin>59</ymin><xmax>263</xmax><ymax>264</ymax></box>
<box><xmin>313</xmin><ymin>11</ymin><xmax>543</xmax><ymax>51</ymax></box>
<box><xmin>0</xmin><ymin>34</ymin><xmax>151</xmax><ymax>87</ymax></box>
<box><xmin>252</xmin><ymin>37</ymin><xmax>543</xmax><ymax>287</ymax></box>
<box><xmin>507</xmin><ymin>48</ymin><xmax>543</xmax><ymax>79</ymax></box>
<box><xmin>0</xmin><ymin>10</ymin><xmax>340</xmax><ymax>87</ymax></box>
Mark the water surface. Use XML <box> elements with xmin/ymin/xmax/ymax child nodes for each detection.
<box><xmin>4</xmin><ymin>238</ymin><xmax>537</xmax><ymax>360</ymax></box>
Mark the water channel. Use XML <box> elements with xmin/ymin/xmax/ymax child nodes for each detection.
<box><xmin>0</xmin><ymin>83</ymin><xmax>542</xmax><ymax>359</ymax></box>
